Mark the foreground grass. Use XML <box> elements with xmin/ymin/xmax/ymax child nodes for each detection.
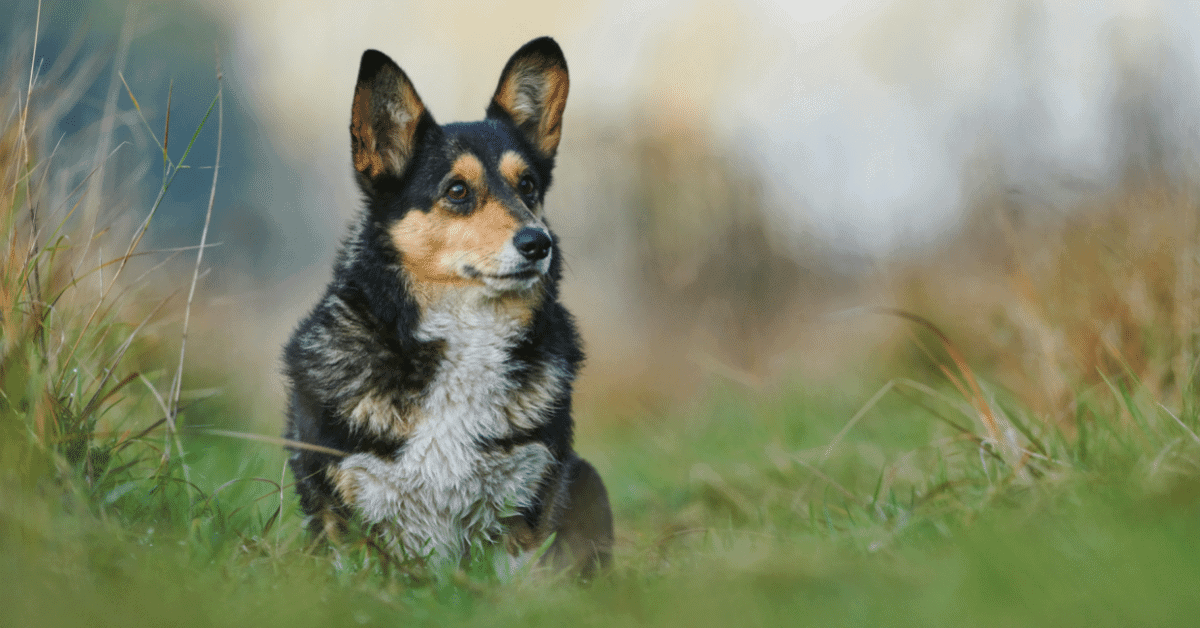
<box><xmin>7</xmin><ymin>384</ymin><xmax>1200</xmax><ymax>628</ymax></box>
<box><xmin>5</xmin><ymin>376</ymin><xmax>1200</xmax><ymax>628</ymax></box>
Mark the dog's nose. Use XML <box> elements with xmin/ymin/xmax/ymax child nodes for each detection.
<box><xmin>513</xmin><ymin>227</ymin><xmax>552</xmax><ymax>261</ymax></box>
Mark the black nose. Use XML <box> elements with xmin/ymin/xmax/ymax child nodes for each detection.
<box><xmin>513</xmin><ymin>227</ymin><xmax>552</xmax><ymax>261</ymax></box>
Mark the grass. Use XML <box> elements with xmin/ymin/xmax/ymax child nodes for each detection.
<box><xmin>6</xmin><ymin>383</ymin><xmax>1200</xmax><ymax>627</ymax></box>
<box><xmin>4</xmin><ymin>14</ymin><xmax>1200</xmax><ymax>628</ymax></box>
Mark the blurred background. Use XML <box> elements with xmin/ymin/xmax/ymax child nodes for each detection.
<box><xmin>7</xmin><ymin>0</ymin><xmax>1200</xmax><ymax>431</ymax></box>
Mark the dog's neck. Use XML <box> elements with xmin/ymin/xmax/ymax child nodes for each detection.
<box><xmin>413</xmin><ymin>286</ymin><xmax>542</xmax><ymax>345</ymax></box>
<box><xmin>410</xmin><ymin>282</ymin><xmax>544</xmax><ymax>337</ymax></box>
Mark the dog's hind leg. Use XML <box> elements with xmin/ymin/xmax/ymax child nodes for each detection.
<box><xmin>548</xmin><ymin>456</ymin><xmax>614</xmax><ymax>576</ymax></box>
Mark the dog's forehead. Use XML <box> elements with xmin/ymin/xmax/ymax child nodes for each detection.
<box><xmin>441</xmin><ymin>120</ymin><xmax>530</xmax><ymax>164</ymax></box>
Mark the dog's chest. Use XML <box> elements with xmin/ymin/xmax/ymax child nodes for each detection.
<box><xmin>335</xmin><ymin>302</ymin><xmax>556</xmax><ymax>558</ymax></box>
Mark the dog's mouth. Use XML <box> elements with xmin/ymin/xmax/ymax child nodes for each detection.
<box><xmin>487</xmin><ymin>269</ymin><xmax>540</xmax><ymax>281</ymax></box>
<box><xmin>462</xmin><ymin>265</ymin><xmax>544</xmax><ymax>291</ymax></box>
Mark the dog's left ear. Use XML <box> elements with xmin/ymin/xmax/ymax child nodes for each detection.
<box><xmin>487</xmin><ymin>37</ymin><xmax>569</xmax><ymax>159</ymax></box>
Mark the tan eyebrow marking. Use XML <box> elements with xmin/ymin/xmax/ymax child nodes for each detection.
<box><xmin>499</xmin><ymin>151</ymin><xmax>530</xmax><ymax>187</ymax></box>
<box><xmin>449</xmin><ymin>153</ymin><xmax>486</xmax><ymax>189</ymax></box>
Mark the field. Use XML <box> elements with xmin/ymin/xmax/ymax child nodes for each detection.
<box><xmin>4</xmin><ymin>13</ymin><xmax>1200</xmax><ymax>628</ymax></box>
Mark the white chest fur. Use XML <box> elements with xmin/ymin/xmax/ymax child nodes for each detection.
<box><xmin>334</xmin><ymin>296</ymin><xmax>557</xmax><ymax>562</ymax></box>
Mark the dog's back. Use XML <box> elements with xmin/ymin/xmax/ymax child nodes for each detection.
<box><xmin>283</xmin><ymin>38</ymin><xmax>611</xmax><ymax>573</ymax></box>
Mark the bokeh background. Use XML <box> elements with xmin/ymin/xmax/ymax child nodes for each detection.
<box><xmin>8</xmin><ymin>0</ymin><xmax>1200</xmax><ymax>428</ymax></box>
<box><xmin>9</xmin><ymin>2</ymin><xmax>1200</xmax><ymax>624</ymax></box>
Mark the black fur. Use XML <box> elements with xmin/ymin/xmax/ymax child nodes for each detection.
<box><xmin>282</xmin><ymin>38</ymin><xmax>611</xmax><ymax>570</ymax></box>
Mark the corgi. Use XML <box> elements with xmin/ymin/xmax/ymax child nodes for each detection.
<box><xmin>283</xmin><ymin>37</ymin><xmax>612</xmax><ymax>575</ymax></box>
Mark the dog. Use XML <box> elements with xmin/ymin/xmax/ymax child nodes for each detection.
<box><xmin>283</xmin><ymin>37</ymin><xmax>612</xmax><ymax>575</ymax></box>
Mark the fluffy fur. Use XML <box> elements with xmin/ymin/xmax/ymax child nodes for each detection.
<box><xmin>283</xmin><ymin>37</ymin><xmax>612</xmax><ymax>574</ymax></box>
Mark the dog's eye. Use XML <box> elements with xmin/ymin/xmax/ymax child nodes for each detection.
<box><xmin>517</xmin><ymin>176</ymin><xmax>537</xmax><ymax>200</ymax></box>
<box><xmin>446</xmin><ymin>182</ymin><xmax>469</xmax><ymax>202</ymax></box>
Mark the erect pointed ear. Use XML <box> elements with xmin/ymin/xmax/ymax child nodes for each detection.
<box><xmin>487</xmin><ymin>37</ymin><xmax>569</xmax><ymax>159</ymax></box>
<box><xmin>351</xmin><ymin>50</ymin><xmax>431</xmax><ymax>188</ymax></box>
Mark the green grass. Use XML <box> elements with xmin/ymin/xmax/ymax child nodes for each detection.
<box><xmin>6</xmin><ymin>373</ymin><xmax>1200</xmax><ymax>627</ymax></box>
<box><xmin>4</xmin><ymin>18</ymin><xmax>1200</xmax><ymax>628</ymax></box>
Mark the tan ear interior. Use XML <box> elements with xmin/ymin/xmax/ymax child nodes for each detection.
<box><xmin>351</xmin><ymin>61</ymin><xmax>426</xmax><ymax>180</ymax></box>
<box><xmin>493</xmin><ymin>59</ymin><xmax>569</xmax><ymax>158</ymax></box>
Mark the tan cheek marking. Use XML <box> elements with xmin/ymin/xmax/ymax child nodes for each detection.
<box><xmin>389</xmin><ymin>195</ymin><xmax>543</xmax><ymax>313</ymax></box>
<box><xmin>449</xmin><ymin>199</ymin><xmax>519</xmax><ymax>273</ymax></box>
<box><xmin>388</xmin><ymin>201</ymin><xmax>522</xmax><ymax>305</ymax></box>
<box><xmin>389</xmin><ymin>209</ymin><xmax>467</xmax><ymax>286</ymax></box>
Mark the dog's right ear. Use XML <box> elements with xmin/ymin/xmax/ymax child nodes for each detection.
<box><xmin>351</xmin><ymin>50</ymin><xmax>430</xmax><ymax>190</ymax></box>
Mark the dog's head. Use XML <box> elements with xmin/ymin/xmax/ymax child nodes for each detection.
<box><xmin>349</xmin><ymin>38</ymin><xmax>568</xmax><ymax>302</ymax></box>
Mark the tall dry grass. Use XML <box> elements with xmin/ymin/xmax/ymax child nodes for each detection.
<box><xmin>886</xmin><ymin>177</ymin><xmax>1200</xmax><ymax>428</ymax></box>
<box><xmin>0</xmin><ymin>11</ymin><xmax>223</xmax><ymax>522</ymax></box>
